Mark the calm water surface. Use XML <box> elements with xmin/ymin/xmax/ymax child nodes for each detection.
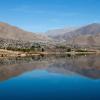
<box><xmin>0</xmin><ymin>55</ymin><xmax>100</xmax><ymax>100</ymax></box>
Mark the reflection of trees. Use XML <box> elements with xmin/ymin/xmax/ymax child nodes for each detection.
<box><xmin>0</xmin><ymin>56</ymin><xmax>45</xmax><ymax>66</ymax></box>
<box><xmin>0</xmin><ymin>55</ymin><xmax>98</xmax><ymax>69</ymax></box>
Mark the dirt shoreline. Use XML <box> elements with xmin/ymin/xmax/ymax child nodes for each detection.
<box><xmin>0</xmin><ymin>49</ymin><xmax>98</xmax><ymax>57</ymax></box>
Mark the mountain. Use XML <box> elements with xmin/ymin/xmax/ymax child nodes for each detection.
<box><xmin>63</xmin><ymin>23</ymin><xmax>100</xmax><ymax>46</ymax></box>
<box><xmin>46</xmin><ymin>27</ymin><xmax>76</xmax><ymax>41</ymax></box>
<box><xmin>1</xmin><ymin>22</ymin><xmax>100</xmax><ymax>48</ymax></box>
<box><xmin>0</xmin><ymin>22</ymin><xmax>51</xmax><ymax>42</ymax></box>
<box><xmin>63</xmin><ymin>23</ymin><xmax>100</xmax><ymax>37</ymax></box>
<box><xmin>47</xmin><ymin>23</ymin><xmax>100</xmax><ymax>47</ymax></box>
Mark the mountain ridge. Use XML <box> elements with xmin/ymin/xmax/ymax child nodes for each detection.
<box><xmin>1</xmin><ymin>22</ymin><xmax>100</xmax><ymax>48</ymax></box>
<box><xmin>0</xmin><ymin>22</ymin><xmax>51</xmax><ymax>42</ymax></box>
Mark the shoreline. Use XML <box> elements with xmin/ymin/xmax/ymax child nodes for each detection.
<box><xmin>0</xmin><ymin>49</ymin><xmax>99</xmax><ymax>58</ymax></box>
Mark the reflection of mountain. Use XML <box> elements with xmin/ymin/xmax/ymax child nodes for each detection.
<box><xmin>0</xmin><ymin>55</ymin><xmax>100</xmax><ymax>81</ymax></box>
<box><xmin>47</xmin><ymin>55</ymin><xmax>100</xmax><ymax>79</ymax></box>
<box><xmin>0</xmin><ymin>56</ymin><xmax>48</xmax><ymax>81</ymax></box>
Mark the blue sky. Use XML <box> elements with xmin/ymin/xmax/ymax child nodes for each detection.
<box><xmin>0</xmin><ymin>0</ymin><xmax>100</xmax><ymax>32</ymax></box>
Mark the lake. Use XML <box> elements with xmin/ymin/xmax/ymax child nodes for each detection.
<box><xmin>0</xmin><ymin>55</ymin><xmax>100</xmax><ymax>100</ymax></box>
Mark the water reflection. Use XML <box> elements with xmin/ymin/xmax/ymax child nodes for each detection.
<box><xmin>0</xmin><ymin>54</ymin><xmax>100</xmax><ymax>81</ymax></box>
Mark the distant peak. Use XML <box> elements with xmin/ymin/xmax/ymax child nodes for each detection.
<box><xmin>88</xmin><ymin>23</ymin><xmax>100</xmax><ymax>26</ymax></box>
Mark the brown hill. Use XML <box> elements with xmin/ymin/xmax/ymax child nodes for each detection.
<box><xmin>47</xmin><ymin>23</ymin><xmax>100</xmax><ymax>47</ymax></box>
<box><xmin>0</xmin><ymin>22</ymin><xmax>51</xmax><ymax>42</ymax></box>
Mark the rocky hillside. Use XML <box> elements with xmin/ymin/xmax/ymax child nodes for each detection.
<box><xmin>48</xmin><ymin>23</ymin><xmax>100</xmax><ymax>48</ymax></box>
<box><xmin>64</xmin><ymin>23</ymin><xmax>100</xmax><ymax>47</ymax></box>
<box><xmin>0</xmin><ymin>22</ymin><xmax>54</xmax><ymax>50</ymax></box>
<box><xmin>0</xmin><ymin>22</ymin><xmax>51</xmax><ymax>42</ymax></box>
<box><xmin>1</xmin><ymin>22</ymin><xmax>100</xmax><ymax>50</ymax></box>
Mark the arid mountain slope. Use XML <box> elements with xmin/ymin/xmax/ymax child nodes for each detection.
<box><xmin>47</xmin><ymin>23</ymin><xmax>100</xmax><ymax>47</ymax></box>
<box><xmin>0</xmin><ymin>22</ymin><xmax>51</xmax><ymax>42</ymax></box>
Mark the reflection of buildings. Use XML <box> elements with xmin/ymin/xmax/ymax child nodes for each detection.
<box><xmin>0</xmin><ymin>55</ymin><xmax>100</xmax><ymax>81</ymax></box>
